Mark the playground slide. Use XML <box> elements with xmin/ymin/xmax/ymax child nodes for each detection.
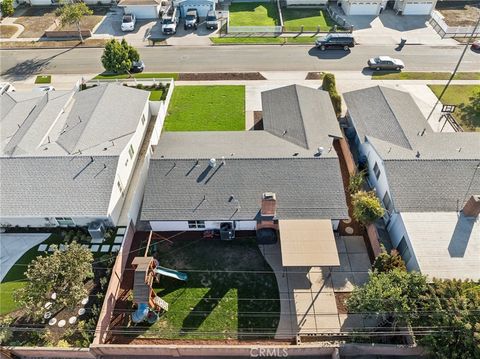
<box><xmin>154</xmin><ymin>266</ymin><xmax>188</xmax><ymax>281</ymax></box>
<box><xmin>131</xmin><ymin>302</ymin><xmax>149</xmax><ymax>323</ymax></box>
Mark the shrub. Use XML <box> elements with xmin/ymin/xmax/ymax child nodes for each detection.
<box><xmin>1</xmin><ymin>0</ymin><xmax>15</xmax><ymax>17</ymax></box>
<box><xmin>351</xmin><ymin>190</ymin><xmax>385</xmax><ymax>225</ymax></box>
<box><xmin>348</xmin><ymin>170</ymin><xmax>366</xmax><ymax>194</ymax></box>
<box><xmin>322</xmin><ymin>73</ymin><xmax>342</xmax><ymax>117</ymax></box>
<box><xmin>372</xmin><ymin>247</ymin><xmax>407</xmax><ymax>273</ymax></box>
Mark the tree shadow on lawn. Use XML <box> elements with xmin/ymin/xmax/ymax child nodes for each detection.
<box><xmin>457</xmin><ymin>91</ymin><xmax>480</xmax><ymax>130</ymax></box>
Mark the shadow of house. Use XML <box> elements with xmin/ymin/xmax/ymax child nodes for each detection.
<box><xmin>379</xmin><ymin>11</ymin><xmax>429</xmax><ymax>31</ymax></box>
<box><xmin>448</xmin><ymin>214</ymin><xmax>476</xmax><ymax>258</ymax></box>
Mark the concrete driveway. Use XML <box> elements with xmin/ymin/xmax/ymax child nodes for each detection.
<box><xmin>0</xmin><ymin>233</ymin><xmax>50</xmax><ymax>281</ymax></box>
<box><xmin>336</xmin><ymin>9</ymin><xmax>458</xmax><ymax>45</ymax></box>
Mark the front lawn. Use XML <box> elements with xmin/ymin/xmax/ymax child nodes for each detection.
<box><xmin>138</xmin><ymin>238</ymin><xmax>280</xmax><ymax>339</ymax></box>
<box><xmin>164</xmin><ymin>85</ymin><xmax>245</xmax><ymax>131</ymax></box>
<box><xmin>228</xmin><ymin>2</ymin><xmax>280</xmax><ymax>26</ymax></box>
<box><xmin>428</xmin><ymin>85</ymin><xmax>480</xmax><ymax>131</ymax></box>
<box><xmin>282</xmin><ymin>9</ymin><xmax>335</xmax><ymax>32</ymax></box>
<box><xmin>94</xmin><ymin>72</ymin><xmax>179</xmax><ymax>80</ymax></box>
<box><xmin>372</xmin><ymin>72</ymin><xmax>480</xmax><ymax>80</ymax></box>
<box><xmin>35</xmin><ymin>75</ymin><xmax>51</xmax><ymax>84</ymax></box>
<box><xmin>149</xmin><ymin>90</ymin><xmax>163</xmax><ymax>101</ymax></box>
<box><xmin>211</xmin><ymin>36</ymin><xmax>315</xmax><ymax>45</ymax></box>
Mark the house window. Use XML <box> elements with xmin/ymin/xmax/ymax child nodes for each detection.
<box><xmin>141</xmin><ymin>115</ymin><xmax>146</xmax><ymax>125</ymax></box>
<box><xmin>397</xmin><ymin>237</ymin><xmax>412</xmax><ymax>264</ymax></box>
<box><xmin>117</xmin><ymin>180</ymin><xmax>124</xmax><ymax>195</ymax></box>
<box><xmin>129</xmin><ymin>145</ymin><xmax>135</xmax><ymax>159</ymax></box>
<box><xmin>383</xmin><ymin>192</ymin><xmax>393</xmax><ymax>213</ymax></box>
<box><xmin>188</xmin><ymin>220</ymin><xmax>205</xmax><ymax>229</ymax></box>
<box><xmin>373</xmin><ymin>162</ymin><xmax>381</xmax><ymax>179</ymax></box>
<box><xmin>55</xmin><ymin>217</ymin><xmax>75</xmax><ymax>226</ymax></box>
<box><xmin>125</xmin><ymin>158</ymin><xmax>129</xmax><ymax>167</ymax></box>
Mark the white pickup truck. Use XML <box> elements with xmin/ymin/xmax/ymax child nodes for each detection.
<box><xmin>161</xmin><ymin>6</ymin><xmax>178</xmax><ymax>35</ymax></box>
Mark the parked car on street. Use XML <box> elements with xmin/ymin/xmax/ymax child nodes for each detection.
<box><xmin>315</xmin><ymin>33</ymin><xmax>355</xmax><ymax>51</ymax></box>
<box><xmin>205</xmin><ymin>10</ymin><xmax>218</xmax><ymax>30</ymax></box>
<box><xmin>121</xmin><ymin>14</ymin><xmax>136</xmax><ymax>32</ymax></box>
<box><xmin>130</xmin><ymin>60</ymin><xmax>145</xmax><ymax>73</ymax></box>
<box><xmin>184</xmin><ymin>8</ymin><xmax>199</xmax><ymax>30</ymax></box>
<box><xmin>367</xmin><ymin>56</ymin><xmax>405</xmax><ymax>71</ymax></box>
<box><xmin>34</xmin><ymin>86</ymin><xmax>55</xmax><ymax>92</ymax></box>
<box><xmin>471</xmin><ymin>40</ymin><xmax>480</xmax><ymax>51</ymax></box>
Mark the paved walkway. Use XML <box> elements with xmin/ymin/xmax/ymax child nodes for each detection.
<box><xmin>0</xmin><ymin>233</ymin><xmax>50</xmax><ymax>281</ymax></box>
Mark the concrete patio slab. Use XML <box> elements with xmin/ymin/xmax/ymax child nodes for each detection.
<box><xmin>332</xmin><ymin>253</ymin><xmax>351</xmax><ymax>272</ymax></box>
<box><xmin>331</xmin><ymin>272</ymin><xmax>355</xmax><ymax>292</ymax></box>
<box><xmin>348</xmin><ymin>253</ymin><xmax>372</xmax><ymax>272</ymax></box>
<box><xmin>90</xmin><ymin>245</ymin><xmax>99</xmax><ymax>252</ymax></box>
<box><xmin>0</xmin><ymin>233</ymin><xmax>50</xmax><ymax>281</ymax></box>
<box><xmin>114</xmin><ymin>235</ymin><xmax>124</xmax><ymax>244</ymax></box>
<box><xmin>335</xmin><ymin>236</ymin><xmax>347</xmax><ymax>254</ymax></box>
<box><xmin>353</xmin><ymin>271</ymin><xmax>370</xmax><ymax>287</ymax></box>
<box><xmin>344</xmin><ymin>236</ymin><xmax>367</xmax><ymax>253</ymax></box>
<box><xmin>111</xmin><ymin>245</ymin><xmax>121</xmax><ymax>252</ymax></box>
<box><xmin>38</xmin><ymin>244</ymin><xmax>48</xmax><ymax>252</ymax></box>
<box><xmin>100</xmin><ymin>245</ymin><xmax>110</xmax><ymax>252</ymax></box>
<box><xmin>116</xmin><ymin>227</ymin><xmax>126</xmax><ymax>235</ymax></box>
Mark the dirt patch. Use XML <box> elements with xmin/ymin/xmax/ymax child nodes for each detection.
<box><xmin>335</xmin><ymin>292</ymin><xmax>350</xmax><ymax>314</ymax></box>
<box><xmin>305</xmin><ymin>72</ymin><xmax>324</xmax><ymax>80</ymax></box>
<box><xmin>438</xmin><ymin>4</ymin><xmax>480</xmax><ymax>27</ymax></box>
<box><xmin>14</xmin><ymin>7</ymin><xmax>57</xmax><ymax>38</ymax></box>
<box><xmin>253</xmin><ymin>111</ymin><xmax>264</xmax><ymax>130</ymax></box>
<box><xmin>178</xmin><ymin>72</ymin><xmax>266</xmax><ymax>81</ymax></box>
<box><xmin>56</xmin><ymin>7</ymin><xmax>109</xmax><ymax>32</ymax></box>
<box><xmin>110</xmin><ymin>336</ymin><xmax>293</xmax><ymax>345</ymax></box>
<box><xmin>0</xmin><ymin>25</ymin><xmax>18</xmax><ymax>39</ymax></box>
<box><xmin>0</xmin><ymin>39</ymin><xmax>108</xmax><ymax>49</ymax></box>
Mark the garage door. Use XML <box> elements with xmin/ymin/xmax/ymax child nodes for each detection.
<box><xmin>348</xmin><ymin>3</ymin><xmax>380</xmax><ymax>15</ymax></box>
<box><xmin>123</xmin><ymin>5</ymin><xmax>159</xmax><ymax>19</ymax></box>
<box><xmin>403</xmin><ymin>2</ymin><xmax>433</xmax><ymax>15</ymax></box>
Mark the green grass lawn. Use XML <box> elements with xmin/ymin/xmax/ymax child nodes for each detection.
<box><xmin>164</xmin><ymin>85</ymin><xmax>245</xmax><ymax>131</ymax></box>
<box><xmin>94</xmin><ymin>73</ymin><xmax>179</xmax><ymax>80</ymax></box>
<box><xmin>282</xmin><ymin>9</ymin><xmax>335</xmax><ymax>32</ymax></box>
<box><xmin>138</xmin><ymin>238</ymin><xmax>279</xmax><ymax>339</ymax></box>
<box><xmin>372</xmin><ymin>72</ymin><xmax>480</xmax><ymax>80</ymax></box>
<box><xmin>149</xmin><ymin>90</ymin><xmax>163</xmax><ymax>101</ymax></box>
<box><xmin>35</xmin><ymin>75</ymin><xmax>51</xmax><ymax>84</ymax></box>
<box><xmin>228</xmin><ymin>2</ymin><xmax>280</xmax><ymax>26</ymax></box>
<box><xmin>428</xmin><ymin>85</ymin><xmax>480</xmax><ymax>131</ymax></box>
<box><xmin>0</xmin><ymin>233</ymin><xmax>63</xmax><ymax>315</ymax></box>
<box><xmin>210</xmin><ymin>36</ymin><xmax>315</xmax><ymax>44</ymax></box>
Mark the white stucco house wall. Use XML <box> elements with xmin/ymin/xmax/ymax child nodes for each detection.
<box><xmin>118</xmin><ymin>0</ymin><xmax>161</xmax><ymax>19</ymax></box>
<box><xmin>344</xmin><ymin>86</ymin><xmax>480</xmax><ymax>280</ymax></box>
<box><xmin>0</xmin><ymin>83</ymin><xmax>151</xmax><ymax>228</ymax></box>
<box><xmin>393</xmin><ymin>0</ymin><xmax>437</xmax><ymax>15</ymax></box>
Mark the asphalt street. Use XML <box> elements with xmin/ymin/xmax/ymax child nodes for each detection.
<box><xmin>1</xmin><ymin>44</ymin><xmax>479</xmax><ymax>79</ymax></box>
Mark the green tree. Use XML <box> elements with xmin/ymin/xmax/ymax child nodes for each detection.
<box><xmin>1</xmin><ymin>0</ymin><xmax>15</xmax><ymax>17</ymax></box>
<box><xmin>416</xmin><ymin>279</ymin><xmax>480</xmax><ymax>359</ymax></box>
<box><xmin>101</xmin><ymin>39</ymin><xmax>138</xmax><ymax>74</ymax></box>
<box><xmin>347</xmin><ymin>269</ymin><xmax>428</xmax><ymax>325</ymax></box>
<box><xmin>55</xmin><ymin>2</ymin><xmax>93</xmax><ymax>43</ymax></box>
<box><xmin>351</xmin><ymin>190</ymin><xmax>385</xmax><ymax>225</ymax></box>
<box><xmin>372</xmin><ymin>247</ymin><xmax>406</xmax><ymax>273</ymax></box>
<box><xmin>15</xmin><ymin>241</ymin><xmax>93</xmax><ymax>320</ymax></box>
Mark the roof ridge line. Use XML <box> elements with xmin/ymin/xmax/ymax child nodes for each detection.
<box><xmin>294</xmin><ymin>85</ymin><xmax>310</xmax><ymax>150</ymax></box>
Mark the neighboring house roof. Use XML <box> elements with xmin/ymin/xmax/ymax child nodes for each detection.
<box><xmin>0</xmin><ymin>156</ymin><xmax>119</xmax><ymax>218</ymax></box>
<box><xmin>383</xmin><ymin>159</ymin><xmax>480</xmax><ymax>212</ymax></box>
<box><xmin>118</xmin><ymin>0</ymin><xmax>161</xmax><ymax>6</ymax></box>
<box><xmin>1</xmin><ymin>84</ymin><xmax>149</xmax><ymax>157</ymax></box>
<box><xmin>343</xmin><ymin>86</ymin><xmax>431</xmax><ymax>150</ymax></box>
<box><xmin>262</xmin><ymin>85</ymin><xmax>343</xmax><ymax>150</ymax></box>
<box><xmin>400</xmin><ymin>212</ymin><xmax>480</xmax><ymax>281</ymax></box>
<box><xmin>141</xmin><ymin>85</ymin><xmax>348</xmax><ymax>222</ymax></box>
<box><xmin>344</xmin><ymin>86</ymin><xmax>480</xmax><ymax>211</ymax></box>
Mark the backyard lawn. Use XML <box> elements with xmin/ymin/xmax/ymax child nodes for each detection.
<box><xmin>164</xmin><ymin>86</ymin><xmax>245</xmax><ymax>131</ymax></box>
<box><xmin>139</xmin><ymin>238</ymin><xmax>280</xmax><ymax>339</ymax></box>
<box><xmin>282</xmin><ymin>9</ymin><xmax>335</xmax><ymax>32</ymax></box>
<box><xmin>428</xmin><ymin>85</ymin><xmax>480</xmax><ymax>131</ymax></box>
<box><xmin>228</xmin><ymin>2</ymin><xmax>280</xmax><ymax>26</ymax></box>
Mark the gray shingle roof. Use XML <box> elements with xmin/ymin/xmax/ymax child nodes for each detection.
<box><xmin>262</xmin><ymin>85</ymin><xmax>343</xmax><ymax>149</ymax></box>
<box><xmin>0</xmin><ymin>156</ymin><xmax>119</xmax><ymax>217</ymax></box>
<box><xmin>344</xmin><ymin>86</ymin><xmax>431</xmax><ymax>149</ymax></box>
<box><xmin>383</xmin><ymin>159</ymin><xmax>480</xmax><ymax>212</ymax></box>
<box><xmin>141</xmin><ymin>158</ymin><xmax>348</xmax><ymax>221</ymax></box>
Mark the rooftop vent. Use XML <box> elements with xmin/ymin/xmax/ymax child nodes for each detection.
<box><xmin>209</xmin><ymin>158</ymin><xmax>217</xmax><ymax>168</ymax></box>
<box><xmin>318</xmin><ymin>147</ymin><xmax>324</xmax><ymax>156</ymax></box>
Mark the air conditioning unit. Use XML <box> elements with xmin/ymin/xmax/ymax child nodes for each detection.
<box><xmin>88</xmin><ymin>222</ymin><xmax>106</xmax><ymax>240</ymax></box>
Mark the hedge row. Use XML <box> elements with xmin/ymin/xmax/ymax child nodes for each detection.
<box><xmin>322</xmin><ymin>73</ymin><xmax>342</xmax><ymax>117</ymax></box>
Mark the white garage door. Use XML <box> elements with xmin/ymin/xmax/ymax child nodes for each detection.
<box><xmin>123</xmin><ymin>5</ymin><xmax>159</xmax><ymax>19</ymax></box>
<box><xmin>403</xmin><ymin>2</ymin><xmax>433</xmax><ymax>15</ymax></box>
<box><xmin>348</xmin><ymin>3</ymin><xmax>380</xmax><ymax>15</ymax></box>
<box><xmin>181</xmin><ymin>2</ymin><xmax>213</xmax><ymax>17</ymax></box>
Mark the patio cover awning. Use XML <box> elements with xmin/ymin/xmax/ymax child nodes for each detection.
<box><xmin>279</xmin><ymin>219</ymin><xmax>340</xmax><ymax>267</ymax></box>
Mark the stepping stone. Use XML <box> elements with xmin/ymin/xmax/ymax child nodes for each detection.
<box><xmin>100</xmin><ymin>245</ymin><xmax>110</xmax><ymax>253</ymax></box>
<box><xmin>91</xmin><ymin>237</ymin><xmax>104</xmax><ymax>244</ymax></box>
<box><xmin>38</xmin><ymin>244</ymin><xmax>48</xmax><ymax>252</ymax></box>
<box><xmin>81</xmin><ymin>297</ymin><xmax>89</xmax><ymax>305</ymax></box>
<box><xmin>90</xmin><ymin>245</ymin><xmax>99</xmax><ymax>252</ymax></box>
<box><xmin>51</xmin><ymin>292</ymin><xmax>57</xmax><ymax>300</ymax></box>
<box><xmin>114</xmin><ymin>236</ymin><xmax>123</xmax><ymax>244</ymax></box>
<box><xmin>57</xmin><ymin>319</ymin><xmax>66</xmax><ymax>328</ymax></box>
<box><xmin>78</xmin><ymin>308</ymin><xmax>86</xmax><ymax>316</ymax></box>
<box><xmin>48</xmin><ymin>318</ymin><xmax>57</xmax><ymax>326</ymax></box>
<box><xmin>342</xmin><ymin>217</ymin><xmax>352</xmax><ymax>224</ymax></box>
<box><xmin>44</xmin><ymin>312</ymin><xmax>52</xmax><ymax>319</ymax></box>
<box><xmin>345</xmin><ymin>226</ymin><xmax>354</xmax><ymax>234</ymax></box>
<box><xmin>111</xmin><ymin>245</ymin><xmax>121</xmax><ymax>253</ymax></box>
<box><xmin>44</xmin><ymin>302</ymin><xmax>52</xmax><ymax>310</ymax></box>
<box><xmin>116</xmin><ymin>227</ymin><xmax>126</xmax><ymax>235</ymax></box>
<box><xmin>68</xmin><ymin>316</ymin><xmax>77</xmax><ymax>325</ymax></box>
<box><xmin>48</xmin><ymin>246</ymin><xmax>55</xmax><ymax>252</ymax></box>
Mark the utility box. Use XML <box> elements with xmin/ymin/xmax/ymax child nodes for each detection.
<box><xmin>88</xmin><ymin>222</ymin><xmax>106</xmax><ymax>240</ymax></box>
<box><xmin>220</xmin><ymin>222</ymin><xmax>235</xmax><ymax>241</ymax></box>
